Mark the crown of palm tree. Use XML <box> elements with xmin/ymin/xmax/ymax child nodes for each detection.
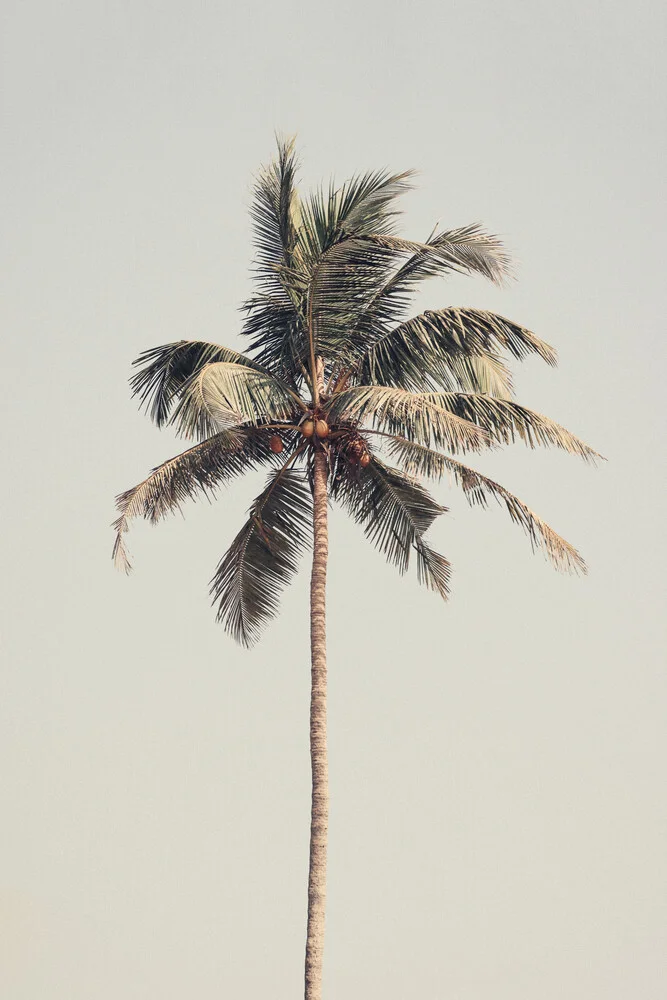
<box><xmin>113</xmin><ymin>137</ymin><xmax>599</xmax><ymax>648</ymax></box>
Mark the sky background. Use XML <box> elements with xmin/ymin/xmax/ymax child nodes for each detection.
<box><xmin>2</xmin><ymin>1</ymin><xmax>666</xmax><ymax>997</ymax></box>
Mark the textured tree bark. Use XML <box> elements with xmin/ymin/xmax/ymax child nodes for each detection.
<box><xmin>304</xmin><ymin>445</ymin><xmax>329</xmax><ymax>1000</ymax></box>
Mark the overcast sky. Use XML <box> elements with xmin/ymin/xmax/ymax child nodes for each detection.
<box><xmin>2</xmin><ymin>1</ymin><xmax>665</xmax><ymax>997</ymax></box>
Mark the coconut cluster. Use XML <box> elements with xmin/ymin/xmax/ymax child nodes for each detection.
<box><xmin>345</xmin><ymin>436</ymin><xmax>371</xmax><ymax>467</ymax></box>
<box><xmin>300</xmin><ymin>418</ymin><xmax>329</xmax><ymax>440</ymax></box>
<box><xmin>267</xmin><ymin>415</ymin><xmax>371</xmax><ymax>469</ymax></box>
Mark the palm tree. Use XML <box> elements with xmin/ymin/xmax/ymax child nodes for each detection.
<box><xmin>113</xmin><ymin>138</ymin><xmax>598</xmax><ymax>999</ymax></box>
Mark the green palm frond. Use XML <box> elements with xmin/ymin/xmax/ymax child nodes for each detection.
<box><xmin>361</xmin><ymin>226</ymin><xmax>514</xmax><ymax>335</ymax></box>
<box><xmin>427</xmin><ymin>309</ymin><xmax>557</xmax><ymax>363</ymax></box>
<box><xmin>241</xmin><ymin>295</ymin><xmax>309</xmax><ymax>386</ymax></box>
<box><xmin>210</xmin><ymin>464</ymin><xmax>312</xmax><ymax>647</ymax></box>
<box><xmin>359</xmin><ymin>313</ymin><xmax>515</xmax><ymax>395</ymax></box>
<box><xmin>415</xmin><ymin>392</ymin><xmax>600</xmax><ymax>460</ymax></box>
<box><xmin>443</xmin><ymin>352</ymin><xmax>514</xmax><ymax>396</ymax></box>
<box><xmin>374</xmin><ymin>225</ymin><xmax>512</xmax><ymax>287</ymax></box>
<box><xmin>428</xmin><ymin>226</ymin><xmax>513</xmax><ymax>284</ymax></box>
<box><xmin>358</xmin><ymin>307</ymin><xmax>555</xmax><ymax>392</ymax></box>
<box><xmin>112</xmin><ymin>428</ymin><xmax>272</xmax><ymax>573</ymax></box>
<box><xmin>333</xmin><ymin>458</ymin><xmax>451</xmax><ymax>595</ymax></box>
<box><xmin>242</xmin><ymin>138</ymin><xmax>311</xmax><ymax>378</ymax></box>
<box><xmin>172</xmin><ymin>361</ymin><xmax>301</xmax><ymax>439</ymax></box>
<box><xmin>306</xmin><ymin>232</ymin><xmax>516</xmax><ymax>377</ymax></box>
<box><xmin>297</xmin><ymin>170</ymin><xmax>414</xmax><ymax>261</ymax></box>
<box><xmin>250</xmin><ymin>134</ymin><xmax>301</xmax><ymax>295</ymax></box>
<box><xmin>336</xmin><ymin>170</ymin><xmax>414</xmax><ymax>237</ymax></box>
<box><xmin>382</xmin><ymin>435</ymin><xmax>587</xmax><ymax>573</ymax></box>
<box><xmin>332</xmin><ymin>458</ymin><xmax>448</xmax><ymax>588</ymax></box>
<box><xmin>326</xmin><ymin>384</ymin><xmax>493</xmax><ymax>453</ymax></box>
<box><xmin>306</xmin><ymin>237</ymin><xmax>401</xmax><ymax>369</ymax></box>
<box><xmin>414</xmin><ymin>535</ymin><xmax>452</xmax><ymax>598</ymax></box>
<box><xmin>130</xmin><ymin>340</ymin><xmax>268</xmax><ymax>428</ymax></box>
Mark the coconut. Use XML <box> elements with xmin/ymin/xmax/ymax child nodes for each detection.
<box><xmin>301</xmin><ymin>420</ymin><xmax>315</xmax><ymax>438</ymax></box>
<box><xmin>360</xmin><ymin>452</ymin><xmax>371</xmax><ymax>468</ymax></box>
<box><xmin>269</xmin><ymin>435</ymin><xmax>284</xmax><ymax>454</ymax></box>
<box><xmin>315</xmin><ymin>419</ymin><xmax>329</xmax><ymax>438</ymax></box>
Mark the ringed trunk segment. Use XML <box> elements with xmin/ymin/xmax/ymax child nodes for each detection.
<box><xmin>305</xmin><ymin>446</ymin><xmax>329</xmax><ymax>1000</ymax></box>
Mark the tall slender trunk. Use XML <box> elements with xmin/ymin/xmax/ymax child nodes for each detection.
<box><xmin>305</xmin><ymin>445</ymin><xmax>329</xmax><ymax>1000</ymax></box>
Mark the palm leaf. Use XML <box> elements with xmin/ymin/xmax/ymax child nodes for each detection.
<box><xmin>382</xmin><ymin>435</ymin><xmax>587</xmax><ymax>573</ymax></box>
<box><xmin>306</xmin><ymin>237</ymin><xmax>400</xmax><ymax>369</ymax></box>
<box><xmin>210</xmin><ymin>465</ymin><xmax>312</xmax><ymax>647</ymax></box>
<box><xmin>112</xmin><ymin>428</ymin><xmax>271</xmax><ymax>573</ymax></box>
<box><xmin>372</xmin><ymin>226</ymin><xmax>512</xmax><ymax>286</ymax></box>
<box><xmin>172</xmin><ymin>361</ymin><xmax>300</xmax><ymax>439</ymax></box>
<box><xmin>242</xmin><ymin>137</ymin><xmax>311</xmax><ymax>377</ymax></box>
<box><xmin>304</xmin><ymin>232</ymin><xmax>466</xmax><ymax>373</ymax></box>
<box><xmin>443</xmin><ymin>352</ymin><xmax>514</xmax><ymax>397</ymax></box>
<box><xmin>420</xmin><ymin>308</ymin><xmax>557</xmax><ymax>363</ymax></box>
<box><xmin>414</xmin><ymin>536</ymin><xmax>451</xmax><ymax>598</ymax></box>
<box><xmin>359</xmin><ymin>313</ymin><xmax>515</xmax><ymax>395</ymax></box>
<box><xmin>250</xmin><ymin>135</ymin><xmax>301</xmax><ymax>295</ymax></box>
<box><xmin>130</xmin><ymin>340</ymin><xmax>269</xmax><ymax>428</ymax></box>
<box><xmin>241</xmin><ymin>295</ymin><xmax>310</xmax><ymax>386</ymax></box>
<box><xmin>306</xmin><ymin>231</ymin><xmax>516</xmax><ymax>377</ymax></box>
<box><xmin>415</xmin><ymin>392</ymin><xmax>600</xmax><ymax>460</ymax></box>
<box><xmin>360</xmin><ymin>225</ymin><xmax>514</xmax><ymax>338</ymax></box>
<box><xmin>335</xmin><ymin>170</ymin><xmax>414</xmax><ymax>238</ymax></box>
<box><xmin>358</xmin><ymin>307</ymin><xmax>555</xmax><ymax>393</ymax></box>
<box><xmin>326</xmin><ymin>384</ymin><xmax>493</xmax><ymax>454</ymax></box>
<box><xmin>332</xmin><ymin>457</ymin><xmax>449</xmax><ymax>588</ymax></box>
<box><xmin>297</xmin><ymin>170</ymin><xmax>414</xmax><ymax>262</ymax></box>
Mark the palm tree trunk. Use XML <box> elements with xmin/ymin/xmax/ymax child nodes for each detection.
<box><xmin>305</xmin><ymin>445</ymin><xmax>329</xmax><ymax>1000</ymax></box>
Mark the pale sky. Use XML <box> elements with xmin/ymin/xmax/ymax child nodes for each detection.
<box><xmin>2</xmin><ymin>1</ymin><xmax>666</xmax><ymax>997</ymax></box>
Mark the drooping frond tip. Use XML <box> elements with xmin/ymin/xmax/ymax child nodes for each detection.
<box><xmin>382</xmin><ymin>435</ymin><xmax>588</xmax><ymax>575</ymax></box>
<box><xmin>112</xmin><ymin>428</ymin><xmax>276</xmax><ymax>574</ymax></box>
<box><xmin>210</xmin><ymin>465</ymin><xmax>312</xmax><ymax>647</ymax></box>
<box><xmin>331</xmin><ymin>457</ymin><xmax>450</xmax><ymax>595</ymax></box>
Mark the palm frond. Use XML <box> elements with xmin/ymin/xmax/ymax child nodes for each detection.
<box><xmin>130</xmin><ymin>340</ymin><xmax>269</xmax><ymax>428</ymax></box>
<box><xmin>426</xmin><ymin>309</ymin><xmax>557</xmax><ymax>364</ymax></box>
<box><xmin>359</xmin><ymin>225</ymin><xmax>514</xmax><ymax>338</ymax></box>
<box><xmin>326</xmin><ymin>384</ymin><xmax>493</xmax><ymax>454</ymax></box>
<box><xmin>250</xmin><ymin>135</ymin><xmax>301</xmax><ymax>295</ymax></box>
<box><xmin>382</xmin><ymin>435</ymin><xmax>587</xmax><ymax>573</ymax></box>
<box><xmin>112</xmin><ymin>428</ymin><xmax>272</xmax><ymax>573</ymax></box>
<box><xmin>210</xmin><ymin>465</ymin><xmax>312</xmax><ymax>647</ymax></box>
<box><xmin>172</xmin><ymin>361</ymin><xmax>300</xmax><ymax>439</ymax></box>
<box><xmin>332</xmin><ymin>457</ymin><xmax>449</xmax><ymax>589</ymax></box>
<box><xmin>359</xmin><ymin>311</ymin><xmax>515</xmax><ymax>395</ymax></box>
<box><xmin>443</xmin><ymin>352</ymin><xmax>514</xmax><ymax>397</ymax></box>
<box><xmin>415</xmin><ymin>392</ymin><xmax>600</xmax><ymax>460</ymax></box>
<box><xmin>369</xmin><ymin>226</ymin><xmax>512</xmax><ymax>286</ymax></box>
<box><xmin>306</xmin><ymin>231</ymin><xmax>516</xmax><ymax>375</ymax></box>
<box><xmin>336</xmin><ymin>170</ymin><xmax>414</xmax><ymax>238</ymax></box>
<box><xmin>241</xmin><ymin>295</ymin><xmax>310</xmax><ymax>386</ymax></box>
<box><xmin>428</xmin><ymin>226</ymin><xmax>512</xmax><ymax>284</ymax></box>
<box><xmin>414</xmin><ymin>535</ymin><xmax>451</xmax><ymax>598</ymax></box>
<box><xmin>242</xmin><ymin>137</ymin><xmax>311</xmax><ymax>376</ymax></box>
<box><xmin>307</xmin><ymin>237</ymin><xmax>400</xmax><ymax>368</ymax></box>
<box><xmin>298</xmin><ymin>171</ymin><xmax>414</xmax><ymax>261</ymax></box>
<box><xmin>358</xmin><ymin>307</ymin><xmax>555</xmax><ymax>393</ymax></box>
